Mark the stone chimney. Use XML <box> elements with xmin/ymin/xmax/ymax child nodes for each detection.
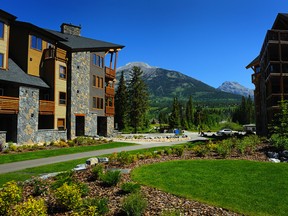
<box><xmin>60</xmin><ymin>23</ymin><xmax>81</xmax><ymax>36</ymax></box>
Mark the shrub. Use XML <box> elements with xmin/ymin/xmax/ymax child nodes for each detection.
<box><xmin>67</xmin><ymin>140</ymin><xmax>75</xmax><ymax>147</ymax></box>
<box><xmin>91</xmin><ymin>164</ymin><xmax>104</xmax><ymax>181</ymax></box>
<box><xmin>9</xmin><ymin>143</ymin><xmax>18</xmax><ymax>152</ymax></box>
<box><xmin>216</xmin><ymin>139</ymin><xmax>233</xmax><ymax>158</ymax></box>
<box><xmin>192</xmin><ymin>145</ymin><xmax>209</xmax><ymax>157</ymax></box>
<box><xmin>100</xmin><ymin>170</ymin><xmax>121</xmax><ymax>187</ymax></box>
<box><xmin>51</xmin><ymin>171</ymin><xmax>74</xmax><ymax>189</ymax></box>
<box><xmin>172</xmin><ymin>146</ymin><xmax>184</xmax><ymax>157</ymax></box>
<box><xmin>77</xmin><ymin>182</ymin><xmax>90</xmax><ymax>197</ymax></box>
<box><xmin>29</xmin><ymin>177</ymin><xmax>49</xmax><ymax>196</ymax></box>
<box><xmin>118</xmin><ymin>151</ymin><xmax>132</xmax><ymax>165</ymax></box>
<box><xmin>83</xmin><ymin>197</ymin><xmax>109</xmax><ymax>215</ymax></box>
<box><xmin>120</xmin><ymin>182</ymin><xmax>141</xmax><ymax>194</ymax></box>
<box><xmin>108</xmin><ymin>152</ymin><xmax>118</xmax><ymax>164</ymax></box>
<box><xmin>12</xmin><ymin>196</ymin><xmax>47</xmax><ymax>216</ymax></box>
<box><xmin>54</xmin><ymin>182</ymin><xmax>82</xmax><ymax>211</ymax></box>
<box><xmin>164</xmin><ymin>147</ymin><xmax>173</xmax><ymax>155</ymax></box>
<box><xmin>121</xmin><ymin>192</ymin><xmax>147</xmax><ymax>216</ymax></box>
<box><xmin>0</xmin><ymin>181</ymin><xmax>22</xmax><ymax>215</ymax></box>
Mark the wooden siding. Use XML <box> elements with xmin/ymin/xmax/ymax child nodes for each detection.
<box><xmin>39</xmin><ymin>100</ymin><xmax>54</xmax><ymax>115</ymax></box>
<box><xmin>105</xmin><ymin>67</ymin><xmax>115</xmax><ymax>79</ymax></box>
<box><xmin>105</xmin><ymin>106</ymin><xmax>114</xmax><ymax>116</ymax></box>
<box><xmin>0</xmin><ymin>96</ymin><xmax>19</xmax><ymax>114</ymax></box>
<box><xmin>0</xmin><ymin>22</ymin><xmax>9</xmax><ymax>69</ymax></box>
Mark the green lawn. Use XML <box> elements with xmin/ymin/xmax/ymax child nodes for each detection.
<box><xmin>0</xmin><ymin>142</ymin><xmax>136</xmax><ymax>164</ymax></box>
<box><xmin>131</xmin><ymin>160</ymin><xmax>288</xmax><ymax>216</ymax></box>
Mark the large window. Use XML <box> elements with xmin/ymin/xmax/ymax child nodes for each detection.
<box><xmin>31</xmin><ymin>35</ymin><xmax>42</xmax><ymax>51</ymax></box>
<box><xmin>59</xmin><ymin>92</ymin><xmax>66</xmax><ymax>105</ymax></box>
<box><xmin>92</xmin><ymin>75</ymin><xmax>103</xmax><ymax>88</ymax></box>
<box><xmin>92</xmin><ymin>54</ymin><xmax>104</xmax><ymax>68</ymax></box>
<box><xmin>0</xmin><ymin>22</ymin><xmax>4</xmax><ymax>39</ymax></box>
<box><xmin>0</xmin><ymin>53</ymin><xmax>3</xmax><ymax>68</ymax></box>
<box><xmin>59</xmin><ymin>65</ymin><xmax>66</xmax><ymax>79</ymax></box>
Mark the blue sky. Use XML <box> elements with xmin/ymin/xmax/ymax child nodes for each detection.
<box><xmin>2</xmin><ymin>0</ymin><xmax>288</xmax><ymax>89</ymax></box>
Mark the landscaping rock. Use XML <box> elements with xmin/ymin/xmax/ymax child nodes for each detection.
<box><xmin>269</xmin><ymin>158</ymin><xmax>281</xmax><ymax>163</ymax></box>
<box><xmin>267</xmin><ymin>151</ymin><xmax>279</xmax><ymax>159</ymax></box>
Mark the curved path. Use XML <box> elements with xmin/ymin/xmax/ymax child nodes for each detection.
<box><xmin>0</xmin><ymin>132</ymin><xmax>205</xmax><ymax>174</ymax></box>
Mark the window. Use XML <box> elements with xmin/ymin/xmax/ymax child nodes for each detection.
<box><xmin>57</xmin><ymin>118</ymin><xmax>65</xmax><ymax>130</ymax></box>
<box><xmin>0</xmin><ymin>22</ymin><xmax>4</xmax><ymax>39</ymax></box>
<box><xmin>93</xmin><ymin>75</ymin><xmax>96</xmax><ymax>87</ymax></box>
<box><xmin>0</xmin><ymin>53</ymin><xmax>3</xmax><ymax>68</ymax></box>
<box><xmin>59</xmin><ymin>65</ymin><xmax>66</xmax><ymax>79</ymax></box>
<box><xmin>93</xmin><ymin>97</ymin><xmax>97</xmax><ymax>109</ymax></box>
<box><xmin>0</xmin><ymin>88</ymin><xmax>3</xmax><ymax>96</ymax></box>
<box><xmin>59</xmin><ymin>92</ymin><xmax>66</xmax><ymax>105</ymax></box>
<box><xmin>31</xmin><ymin>35</ymin><xmax>42</xmax><ymax>51</ymax></box>
<box><xmin>93</xmin><ymin>97</ymin><xmax>103</xmax><ymax>109</ymax></box>
<box><xmin>92</xmin><ymin>54</ymin><xmax>104</xmax><ymax>68</ymax></box>
<box><xmin>100</xmin><ymin>77</ymin><xmax>103</xmax><ymax>88</ymax></box>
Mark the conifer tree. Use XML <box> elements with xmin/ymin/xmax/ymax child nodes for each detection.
<box><xmin>127</xmin><ymin>66</ymin><xmax>149</xmax><ymax>133</ymax></box>
<box><xmin>169</xmin><ymin>97</ymin><xmax>181</xmax><ymax>129</ymax></box>
<box><xmin>185</xmin><ymin>96</ymin><xmax>194</xmax><ymax>129</ymax></box>
<box><xmin>115</xmin><ymin>71</ymin><xmax>128</xmax><ymax>130</ymax></box>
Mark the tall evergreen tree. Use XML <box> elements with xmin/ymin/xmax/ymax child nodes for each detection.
<box><xmin>127</xmin><ymin>66</ymin><xmax>149</xmax><ymax>133</ymax></box>
<box><xmin>115</xmin><ymin>71</ymin><xmax>128</xmax><ymax>130</ymax></box>
<box><xmin>185</xmin><ymin>96</ymin><xmax>194</xmax><ymax>129</ymax></box>
<box><xmin>169</xmin><ymin>97</ymin><xmax>181</xmax><ymax>129</ymax></box>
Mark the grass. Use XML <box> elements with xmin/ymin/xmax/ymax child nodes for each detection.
<box><xmin>0</xmin><ymin>142</ymin><xmax>136</xmax><ymax>164</ymax></box>
<box><xmin>131</xmin><ymin>160</ymin><xmax>288</xmax><ymax>216</ymax></box>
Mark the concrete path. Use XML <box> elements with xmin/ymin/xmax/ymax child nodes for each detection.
<box><xmin>0</xmin><ymin>132</ymin><xmax>205</xmax><ymax>174</ymax></box>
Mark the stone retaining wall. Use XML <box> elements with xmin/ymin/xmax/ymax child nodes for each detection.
<box><xmin>36</xmin><ymin>130</ymin><xmax>67</xmax><ymax>143</ymax></box>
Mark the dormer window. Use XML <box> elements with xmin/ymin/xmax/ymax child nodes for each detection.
<box><xmin>31</xmin><ymin>35</ymin><xmax>42</xmax><ymax>51</ymax></box>
<box><xmin>0</xmin><ymin>22</ymin><xmax>4</xmax><ymax>39</ymax></box>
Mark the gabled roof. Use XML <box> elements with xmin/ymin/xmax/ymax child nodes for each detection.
<box><xmin>0</xmin><ymin>9</ymin><xmax>17</xmax><ymax>21</ymax></box>
<box><xmin>0</xmin><ymin>59</ymin><xmax>49</xmax><ymax>88</ymax></box>
<box><xmin>246</xmin><ymin>55</ymin><xmax>260</xmax><ymax>69</ymax></box>
<box><xmin>272</xmin><ymin>13</ymin><xmax>288</xmax><ymax>30</ymax></box>
<box><xmin>45</xmin><ymin>29</ymin><xmax>124</xmax><ymax>52</ymax></box>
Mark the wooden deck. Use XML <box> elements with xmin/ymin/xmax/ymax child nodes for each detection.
<box><xmin>39</xmin><ymin>100</ymin><xmax>55</xmax><ymax>115</ymax></box>
<box><xmin>0</xmin><ymin>96</ymin><xmax>19</xmax><ymax>114</ymax></box>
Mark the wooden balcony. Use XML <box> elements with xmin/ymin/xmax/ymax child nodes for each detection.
<box><xmin>106</xmin><ymin>106</ymin><xmax>115</xmax><ymax>116</ymax></box>
<box><xmin>0</xmin><ymin>96</ymin><xmax>19</xmax><ymax>114</ymax></box>
<box><xmin>105</xmin><ymin>67</ymin><xmax>116</xmax><ymax>79</ymax></box>
<box><xmin>39</xmin><ymin>100</ymin><xmax>54</xmax><ymax>115</ymax></box>
<box><xmin>105</xmin><ymin>87</ymin><xmax>114</xmax><ymax>96</ymax></box>
<box><xmin>44</xmin><ymin>48</ymin><xmax>67</xmax><ymax>62</ymax></box>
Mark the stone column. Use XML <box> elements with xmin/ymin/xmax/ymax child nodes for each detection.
<box><xmin>106</xmin><ymin>116</ymin><xmax>114</xmax><ymax>137</ymax></box>
<box><xmin>17</xmin><ymin>86</ymin><xmax>39</xmax><ymax>144</ymax></box>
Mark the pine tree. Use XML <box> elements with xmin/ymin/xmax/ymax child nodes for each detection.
<box><xmin>115</xmin><ymin>71</ymin><xmax>128</xmax><ymax>130</ymax></box>
<box><xmin>127</xmin><ymin>66</ymin><xmax>149</xmax><ymax>133</ymax></box>
<box><xmin>169</xmin><ymin>97</ymin><xmax>181</xmax><ymax>129</ymax></box>
<box><xmin>185</xmin><ymin>96</ymin><xmax>194</xmax><ymax>129</ymax></box>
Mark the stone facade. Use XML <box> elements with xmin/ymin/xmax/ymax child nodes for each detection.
<box><xmin>0</xmin><ymin>131</ymin><xmax>6</xmax><ymax>145</ymax></box>
<box><xmin>17</xmin><ymin>86</ymin><xmax>39</xmax><ymax>144</ymax></box>
<box><xmin>61</xmin><ymin>23</ymin><xmax>81</xmax><ymax>36</ymax></box>
<box><xmin>107</xmin><ymin>116</ymin><xmax>114</xmax><ymax>137</ymax></box>
<box><xmin>70</xmin><ymin>52</ymin><xmax>98</xmax><ymax>138</ymax></box>
<box><xmin>36</xmin><ymin>129</ymin><xmax>67</xmax><ymax>143</ymax></box>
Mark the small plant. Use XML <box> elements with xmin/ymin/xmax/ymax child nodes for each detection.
<box><xmin>192</xmin><ymin>145</ymin><xmax>209</xmax><ymax>157</ymax></box>
<box><xmin>29</xmin><ymin>177</ymin><xmax>49</xmax><ymax>196</ymax></box>
<box><xmin>12</xmin><ymin>196</ymin><xmax>47</xmax><ymax>216</ymax></box>
<box><xmin>161</xmin><ymin>209</ymin><xmax>181</xmax><ymax>216</ymax></box>
<box><xmin>91</xmin><ymin>164</ymin><xmax>104</xmax><ymax>181</ymax></box>
<box><xmin>216</xmin><ymin>139</ymin><xmax>233</xmax><ymax>158</ymax></box>
<box><xmin>164</xmin><ymin>147</ymin><xmax>173</xmax><ymax>155</ymax></box>
<box><xmin>121</xmin><ymin>192</ymin><xmax>147</xmax><ymax>216</ymax></box>
<box><xmin>51</xmin><ymin>171</ymin><xmax>74</xmax><ymax>189</ymax></box>
<box><xmin>54</xmin><ymin>182</ymin><xmax>82</xmax><ymax>211</ymax></box>
<box><xmin>0</xmin><ymin>181</ymin><xmax>23</xmax><ymax>215</ymax></box>
<box><xmin>77</xmin><ymin>182</ymin><xmax>90</xmax><ymax>197</ymax></box>
<box><xmin>67</xmin><ymin>140</ymin><xmax>75</xmax><ymax>147</ymax></box>
<box><xmin>120</xmin><ymin>182</ymin><xmax>141</xmax><ymax>194</ymax></box>
<box><xmin>118</xmin><ymin>151</ymin><xmax>132</xmax><ymax>165</ymax></box>
<box><xmin>100</xmin><ymin>170</ymin><xmax>121</xmax><ymax>187</ymax></box>
<box><xmin>172</xmin><ymin>146</ymin><xmax>184</xmax><ymax>157</ymax></box>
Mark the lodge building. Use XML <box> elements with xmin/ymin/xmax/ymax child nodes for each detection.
<box><xmin>0</xmin><ymin>9</ymin><xmax>124</xmax><ymax>144</ymax></box>
<box><xmin>246</xmin><ymin>13</ymin><xmax>288</xmax><ymax>136</ymax></box>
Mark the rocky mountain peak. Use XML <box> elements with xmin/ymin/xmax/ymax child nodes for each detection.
<box><xmin>217</xmin><ymin>81</ymin><xmax>254</xmax><ymax>98</ymax></box>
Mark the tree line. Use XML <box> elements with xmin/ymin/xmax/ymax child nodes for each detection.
<box><xmin>115</xmin><ymin>66</ymin><xmax>255</xmax><ymax>133</ymax></box>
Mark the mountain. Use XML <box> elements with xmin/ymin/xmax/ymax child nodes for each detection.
<box><xmin>116</xmin><ymin>62</ymin><xmax>242</xmax><ymax>107</ymax></box>
<box><xmin>217</xmin><ymin>81</ymin><xmax>254</xmax><ymax>98</ymax></box>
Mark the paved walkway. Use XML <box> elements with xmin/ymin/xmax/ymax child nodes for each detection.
<box><xmin>0</xmin><ymin>132</ymin><xmax>205</xmax><ymax>174</ymax></box>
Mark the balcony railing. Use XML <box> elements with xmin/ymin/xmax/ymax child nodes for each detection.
<box><xmin>106</xmin><ymin>106</ymin><xmax>114</xmax><ymax>116</ymax></box>
<box><xmin>105</xmin><ymin>87</ymin><xmax>114</xmax><ymax>96</ymax></box>
<box><xmin>105</xmin><ymin>67</ymin><xmax>116</xmax><ymax>79</ymax></box>
<box><xmin>44</xmin><ymin>48</ymin><xmax>67</xmax><ymax>62</ymax></box>
<box><xmin>39</xmin><ymin>100</ymin><xmax>55</xmax><ymax>115</ymax></box>
<box><xmin>0</xmin><ymin>96</ymin><xmax>19</xmax><ymax>114</ymax></box>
